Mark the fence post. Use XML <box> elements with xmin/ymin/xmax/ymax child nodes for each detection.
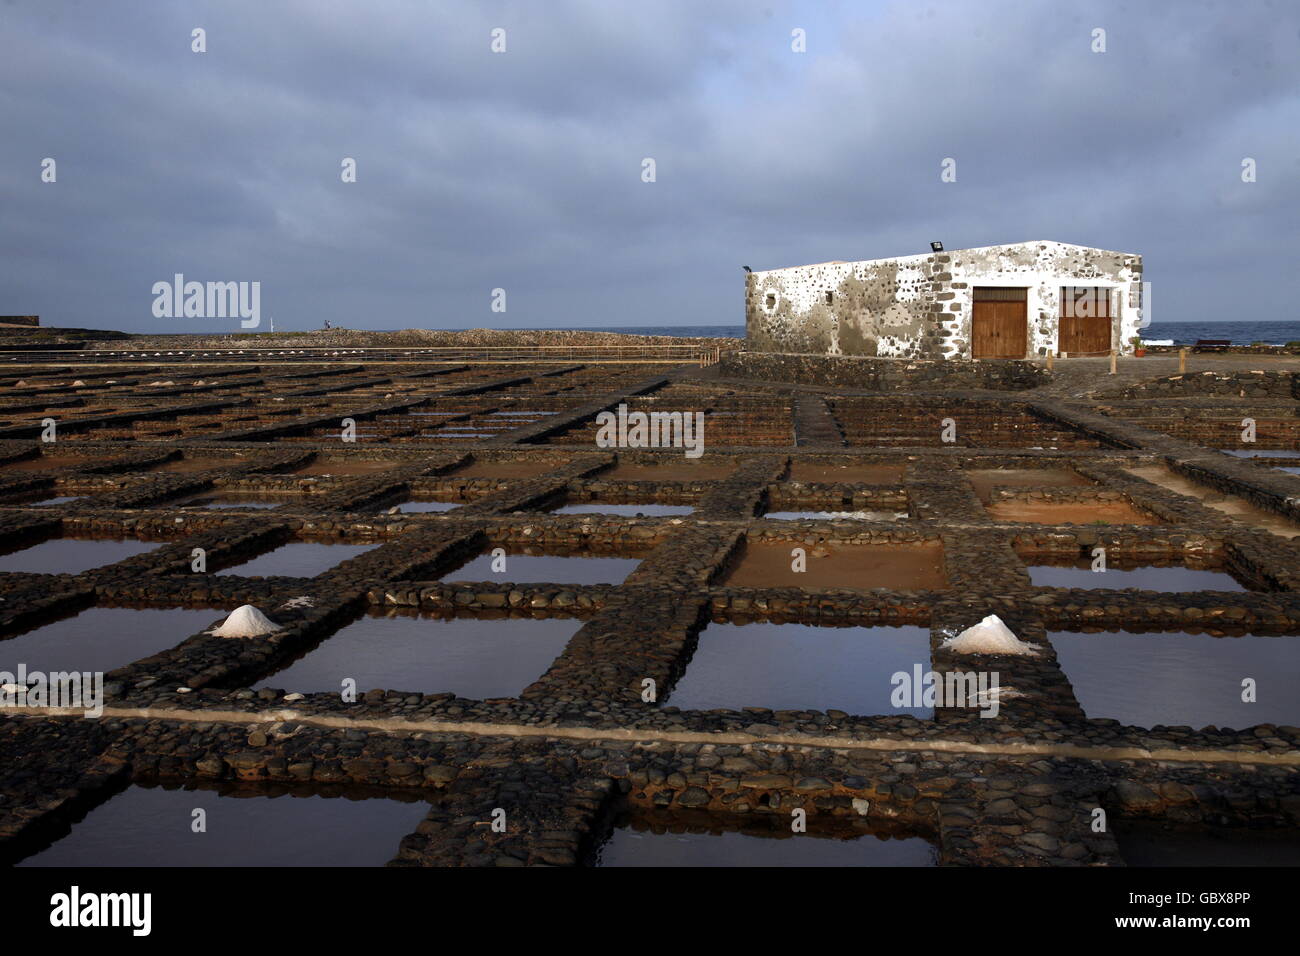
<box><xmin>1109</xmin><ymin>350</ymin><xmax>1117</xmax><ymax>375</ymax></box>
<box><xmin>1179</xmin><ymin>347</ymin><xmax>1187</xmax><ymax>374</ymax></box>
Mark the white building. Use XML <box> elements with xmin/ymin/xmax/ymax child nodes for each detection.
<box><xmin>745</xmin><ymin>241</ymin><xmax>1144</xmax><ymax>360</ymax></box>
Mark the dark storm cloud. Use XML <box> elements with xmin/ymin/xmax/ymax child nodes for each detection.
<box><xmin>0</xmin><ymin>0</ymin><xmax>1296</xmax><ymax>333</ymax></box>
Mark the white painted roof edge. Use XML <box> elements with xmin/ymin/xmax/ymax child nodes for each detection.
<box><xmin>751</xmin><ymin>240</ymin><xmax>1142</xmax><ymax>276</ymax></box>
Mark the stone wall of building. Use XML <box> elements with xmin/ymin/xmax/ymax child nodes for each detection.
<box><xmin>746</xmin><ymin>241</ymin><xmax>1143</xmax><ymax>360</ymax></box>
<box><xmin>745</xmin><ymin>257</ymin><xmax>940</xmax><ymax>358</ymax></box>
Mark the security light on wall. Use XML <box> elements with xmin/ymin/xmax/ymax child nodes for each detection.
<box><xmin>930</xmin><ymin>241</ymin><xmax>944</xmax><ymax>252</ymax></box>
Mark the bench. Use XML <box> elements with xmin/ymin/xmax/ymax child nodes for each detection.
<box><xmin>1193</xmin><ymin>339</ymin><xmax>1230</xmax><ymax>352</ymax></box>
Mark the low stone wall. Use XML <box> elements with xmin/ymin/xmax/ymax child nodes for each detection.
<box><xmin>1148</xmin><ymin>343</ymin><xmax>1300</xmax><ymax>355</ymax></box>
<box><xmin>1098</xmin><ymin>370</ymin><xmax>1298</xmax><ymax>400</ymax></box>
<box><xmin>719</xmin><ymin>351</ymin><xmax>1049</xmax><ymax>391</ymax></box>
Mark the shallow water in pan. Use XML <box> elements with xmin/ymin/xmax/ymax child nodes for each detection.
<box><xmin>1114</xmin><ymin>821</ymin><xmax>1300</xmax><ymax>866</ymax></box>
<box><xmin>551</xmin><ymin>502</ymin><xmax>694</xmax><ymax>517</ymax></box>
<box><xmin>592</xmin><ymin>808</ymin><xmax>938</xmax><ymax>867</ymax></box>
<box><xmin>762</xmin><ymin>510</ymin><xmax>908</xmax><ymax>521</ymax></box>
<box><xmin>0</xmin><ymin>537</ymin><xmax>158</xmax><ymax>575</ymax></box>
<box><xmin>254</xmin><ymin>613</ymin><xmax>578</xmax><ymax>698</ymax></box>
<box><xmin>0</xmin><ymin>606</ymin><xmax>222</xmax><ymax>676</ymax></box>
<box><xmin>442</xmin><ymin>550</ymin><xmax>640</xmax><ymax>585</ymax></box>
<box><xmin>16</xmin><ymin>781</ymin><xmax>430</xmax><ymax>867</ymax></box>
<box><xmin>1027</xmin><ymin>561</ymin><xmax>1249</xmax><ymax>592</ymax></box>
<box><xmin>215</xmin><ymin>542</ymin><xmax>378</xmax><ymax>578</ymax></box>
<box><xmin>388</xmin><ymin>498</ymin><xmax>460</xmax><ymax>513</ymax></box>
<box><xmin>177</xmin><ymin>492</ymin><xmax>294</xmax><ymax>509</ymax></box>
<box><xmin>1049</xmin><ymin>629</ymin><xmax>1300</xmax><ymax>729</ymax></box>
<box><xmin>668</xmin><ymin>621</ymin><xmax>934</xmax><ymax>718</ymax></box>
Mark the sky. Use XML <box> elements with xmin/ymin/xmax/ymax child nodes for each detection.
<box><xmin>1</xmin><ymin>0</ymin><xmax>1297</xmax><ymax>333</ymax></box>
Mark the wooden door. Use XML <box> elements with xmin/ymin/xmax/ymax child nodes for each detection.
<box><xmin>1058</xmin><ymin>287</ymin><xmax>1112</xmax><ymax>355</ymax></box>
<box><xmin>971</xmin><ymin>288</ymin><xmax>1027</xmax><ymax>359</ymax></box>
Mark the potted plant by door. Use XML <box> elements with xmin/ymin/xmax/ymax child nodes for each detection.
<box><xmin>1131</xmin><ymin>336</ymin><xmax>1147</xmax><ymax>357</ymax></box>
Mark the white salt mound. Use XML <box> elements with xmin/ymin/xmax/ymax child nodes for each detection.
<box><xmin>942</xmin><ymin>614</ymin><xmax>1039</xmax><ymax>656</ymax></box>
<box><xmin>211</xmin><ymin>604</ymin><xmax>280</xmax><ymax>638</ymax></box>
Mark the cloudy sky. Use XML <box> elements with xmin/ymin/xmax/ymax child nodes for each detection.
<box><xmin>1</xmin><ymin>0</ymin><xmax>1297</xmax><ymax>334</ymax></box>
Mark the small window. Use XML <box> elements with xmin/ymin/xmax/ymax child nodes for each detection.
<box><xmin>765</xmin><ymin>294</ymin><xmax>776</xmax><ymax>309</ymax></box>
<box><xmin>825</xmin><ymin>291</ymin><xmax>834</xmax><ymax>305</ymax></box>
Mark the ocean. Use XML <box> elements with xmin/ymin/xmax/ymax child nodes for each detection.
<box><xmin>554</xmin><ymin>321</ymin><xmax>1300</xmax><ymax>345</ymax></box>
<box><xmin>1133</xmin><ymin>321</ymin><xmax>1300</xmax><ymax>346</ymax></box>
